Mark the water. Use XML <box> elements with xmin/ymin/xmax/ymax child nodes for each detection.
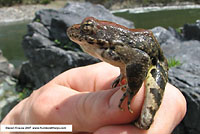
<box><xmin>0</xmin><ymin>21</ymin><xmax>29</xmax><ymax>67</ymax></box>
<box><xmin>0</xmin><ymin>8</ymin><xmax>200</xmax><ymax>67</ymax></box>
<box><xmin>114</xmin><ymin>8</ymin><xmax>200</xmax><ymax>29</ymax></box>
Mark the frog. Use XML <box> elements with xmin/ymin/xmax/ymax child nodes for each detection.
<box><xmin>67</xmin><ymin>17</ymin><xmax>168</xmax><ymax>130</ymax></box>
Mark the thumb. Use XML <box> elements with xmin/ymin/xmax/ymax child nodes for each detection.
<box><xmin>70</xmin><ymin>85</ymin><xmax>145</xmax><ymax>133</ymax></box>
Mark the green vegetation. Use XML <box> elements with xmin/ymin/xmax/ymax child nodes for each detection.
<box><xmin>54</xmin><ymin>39</ymin><xmax>61</xmax><ymax>45</ymax></box>
<box><xmin>175</xmin><ymin>27</ymin><xmax>182</xmax><ymax>34</ymax></box>
<box><xmin>18</xmin><ymin>88</ymin><xmax>32</xmax><ymax>100</ymax></box>
<box><xmin>35</xmin><ymin>18</ymin><xmax>40</xmax><ymax>22</ymax></box>
<box><xmin>0</xmin><ymin>0</ymin><xmax>54</xmax><ymax>7</ymax></box>
<box><xmin>62</xmin><ymin>41</ymin><xmax>82</xmax><ymax>51</ymax></box>
<box><xmin>168</xmin><ymin>57</ymin><xmax>181</xmax><ymax>68</ymax></box>
<box><xmin>54</xmin><ymin>39</ymin><xmax>82</xmax><ymax>51</ymax></box>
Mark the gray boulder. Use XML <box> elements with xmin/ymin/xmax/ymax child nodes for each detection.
<box><xmin>32</xmin><ymin>2</ymin><xmax>134</xmax><ymax>49</ymax></box>
<box><xmin>19</xmin><ymin>2</ymin><xmax>134</xmax><ymax>89</ymax></box>
<box><xmin>151</xmin><ymin>26</ymin><xmax>180</xmax><ymax>47</ymax></box>
<box><xmin>183</xmin><ymin>20</ymin><xmax>200</xmax><ymax>41</ymax></box>
<box><xmin>170</xmin><ymin>63</ymin><xmax>200</xmax><ymax>134</ymax></box>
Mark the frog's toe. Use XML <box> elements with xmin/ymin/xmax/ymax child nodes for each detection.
<box><xmin>127</xmin><ymin>91</ymin><xmax>134</xmax><ymax>113</ymax></box>
<box><xmin>118</xmin><ymin>87</ymin><xmax>134</xmax><ymax>113</ymax></box>
<box><xmin>128</xmin><ymin>103</ymin><xmax>133</xmax><ymax>113</ymax></box>
<box><xmin>118</xmin><ymin>91</ymin><xmax>128</xmax><ymax>111</ymax></box>
<box><xmin>112</xmin><ymin>75</ymin><xmax>121</xmax><ymax>88</ymax></box>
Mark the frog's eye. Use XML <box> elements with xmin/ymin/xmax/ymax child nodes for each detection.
<box><xmin>81</xmin><ymin>20</ymin><xmax>95</xmax><ymax>34</ymax></box>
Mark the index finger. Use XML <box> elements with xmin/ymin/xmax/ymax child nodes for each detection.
<box><xmin>52</xmin><ymin>62</ymin><xmax>120</xmax><ymax>92</ymax></box>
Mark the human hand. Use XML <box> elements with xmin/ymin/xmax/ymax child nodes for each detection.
<box><xmin>1</xmin><ymin>62</ymin><xmax>186</xmax><ymax>134</ymax></box>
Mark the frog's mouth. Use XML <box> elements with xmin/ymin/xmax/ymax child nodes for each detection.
<box><xmin>79</xmin><ymin>42</ymin><xmax>121</xmax><ymax>65</ymax></box>
<box><xmin>67</xmin><ymin>25</ymin><xmax>82</xmax><ymax>41</ymax></box>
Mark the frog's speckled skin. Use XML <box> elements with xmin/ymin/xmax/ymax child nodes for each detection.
<box><xmin>67</xmin><ymin>17</ymin><xmax>168</xmax><ymax>129</ymax></box>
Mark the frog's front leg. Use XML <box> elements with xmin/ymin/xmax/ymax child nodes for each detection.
<box><xmin>135</xmin><ymin>61</ymin><xmax>168</xmax><ymax>129</ymax></box>
<box><xmin>120</xmin><ymin>58</ymin><xmax>150</xmax><ymax>113</ymax></box>
<box><xmin>115</xmin><ymin>46</ymin><xmax>151</xmax><ymax>113</ymax></box>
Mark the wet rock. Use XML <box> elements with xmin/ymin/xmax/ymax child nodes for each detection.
<box><xmin>19</xmin><ymin>2</ymin><xmax>133</xmax><ymax>89</ymax></box>
<box><xmin>183</xmin><ymin>20</ymin><xmax>200</xmax><ymax>41</ymax></box>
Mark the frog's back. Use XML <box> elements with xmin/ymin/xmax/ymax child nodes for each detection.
<box><xmin>112</xmin><ymin>27</ymin><xmax>162</xmax><ymax>60</ymax></box>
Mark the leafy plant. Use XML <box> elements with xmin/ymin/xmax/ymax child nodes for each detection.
<box><xmin>175</xmin><ymin>27</ymin><xmax>182</xmax><ymax>34</ymax></box>
<box><xmin>168</xmin><ymin>57</ymin><xmax>181</xmax><ymax>68</ymax></box>
<box><xmin>54</xmin><ymin>39</ymin><xmax>61</xmax><ymax>45</ymax></box>
<box><xmin>18</xmin><ymin>88</ymin><xmax>32</xmax><ymax>100</ymax></box>
<box><xmin>35</xmin><ymin>18</ymin><xmax>40</xmax><ymax>22</ymax></box>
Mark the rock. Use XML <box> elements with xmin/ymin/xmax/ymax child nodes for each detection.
<box><xmin>0</xmin><ymin>49</ymin><xmax>18</xmax><ymax>121</ymax></box>
<box><xmin>168</xmin><ymin>26</ymin><xmax>183</xmax><ymax>40</ymax></box>
<box><xmin>18</xmin><ymin>50</ymin><xmax>99</xmax><ymax>89</ymax></box>
<box><xmin>151</xmin><ymin>26</ymin><xmax>180</xmax><ymax>46</ymax></box>
<box><xmin>151</xmin><ymin>26</ymin><xmax>200</xmax><ymax>134</ymax></box>
<box><xmin>0</xmin><ymin>50</ymin><xmax>15</xmax><ymax>81</ymax></box>
<box><xmin>27</xmin><ymin>22</ymin><xmax>50</xmax><ymax>38</ymax></box>
<box><xmin>33</xmin><ymin>2</ymin><xmax>134</xmax><ymax>49</ymax></box>
<box><xmin>62</xmin><ymin>2</ymin><xmax>134</xmax><ymax>28</ymax></box>
<box><xmin>19</xmin><ymin>2</ymin><xmax>133</xmax><ymax>89</ymax></box>
<box><xmin>170</xmin><ymin>64</ymin><xmax>200</xmax><ymax>134</ymax></box>
<box><xmin>162</xmin><ymin>40</ymin><xmax>200</xmax><ymax>64</ymax></box>
<box><xmin>183</xmin><ymin>20</ymin><xmax>200</xmax><ymax>41</ymax></box>
<box><xmin>152</xmin><ymin>26</ymin><xmax>200</xmax><ymax>64</ymax></box>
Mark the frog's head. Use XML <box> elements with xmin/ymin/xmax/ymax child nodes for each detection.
<box><xmin>67</xmin><ymin>17</ymin><xmax>111</xmax><ymax>60</ymax></box>
<box><xmin>67</xmin><ymin>17</ymin><xmax>125</xmax><ymax>66</ymax></box>
<box><xmin>67</xmin><ymin>17</ymin><xmax>100</xmax><ymax>45</ymax></box>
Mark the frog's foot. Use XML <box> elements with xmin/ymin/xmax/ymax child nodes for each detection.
<box><xmin>112</xmin><ymin>74</ymin><xmax>122</xmax><ymax>88</ymax></box>
<box><xmin>118</xmin><ymin>88</ymin><xmax>134</xmax><ymax>113</ymax></box>
<box><xmin>118</xmin><ymin>91</ymin><xmax>127</xmax><ymax>111</ymax></box>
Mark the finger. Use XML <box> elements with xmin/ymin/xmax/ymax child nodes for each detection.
<box><xmin>29</xmin><ymin>80</ymin><xmax>145</xmax><ymax>133</ymax></box>
<box><xmin>52</xmin><ymin>62</ymin><xmax>120</xmax><ymax>92</ymax></box>
<box><xmin>94</xmin><ymin>83</ymin><xmax>187</xmax><ymax>134</ymax></box>
<box><xmin>149</xmin><ymin>83</ymin><xmax>186</xmax><ymax>133</ymax></box>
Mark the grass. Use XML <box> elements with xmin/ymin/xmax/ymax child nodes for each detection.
<box><xmin>18</xmin><ymin>88</ymin><xmax>32</xmax><ymax>100</ymax></box>
<box><xmin>168</xmin><ymin>57</ymin><xmax>181</xmax><ymax>68</ymax></box>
